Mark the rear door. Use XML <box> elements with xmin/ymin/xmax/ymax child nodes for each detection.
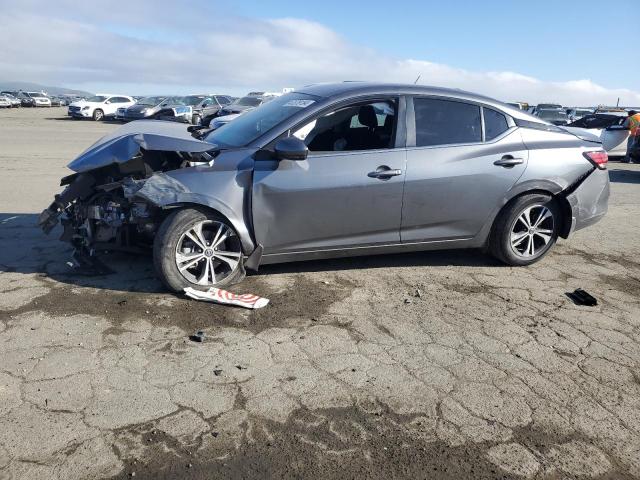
<box><xmin>252</xmin><ymin>97</ymin><xmax>407</xmax><ymax>255</ymax></box>
<box><xmin>401</xmin><ymin>97</ymin><xmax>528</xmax><ymax>243</ymax></box>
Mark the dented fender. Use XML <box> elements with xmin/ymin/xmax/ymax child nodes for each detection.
<box><xmin>130</xmin><ymin>162</ymin><xmax>256</xmax><ymax>255</ymax></box>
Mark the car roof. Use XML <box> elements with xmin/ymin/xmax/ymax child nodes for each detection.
<box><xmin>295</xmin><ymin>81</ymin><xmax>534</xmax><ymax>120</ymax></box>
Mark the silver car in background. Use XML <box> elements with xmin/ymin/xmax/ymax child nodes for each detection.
<box><xmin>117</xmin><ymin>96</ymin><xmax>192</xmax><ymax>122</ymax></box>
<box><xmin>40</xmin><ymin>82</ymin><xmax>609</xmax><ymax>292</ymax></box>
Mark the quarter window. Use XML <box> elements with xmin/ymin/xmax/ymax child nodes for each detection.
<box><xmin>483</xmin><ymin>108</ymin><xmax>509</xmax><ymax>140</ymax></box>
<box><xmin>293</xmin><ymin>101</ymin><xmax>396</xmax><ymax>152</ymax></box>
<box><xmin>414</xmin><ymin>98</ymin><xmax>481</xmax><ymax>147</ymax></box>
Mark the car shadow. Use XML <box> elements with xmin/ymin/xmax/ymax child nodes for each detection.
<box><xmin>609</xmin><ymin>169</ymin><xmax>640</xmax><ymax>184</ymax></box>
<box><xmin>0</xmin><ymin>212</ymin><xmax>501</xmax><ymax>295</ymax></box>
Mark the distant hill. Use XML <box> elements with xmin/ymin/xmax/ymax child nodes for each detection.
<box><xmin>0</xmin><ymin>80</ymin><xmax>92</xmax><ymax>97</ymax></box>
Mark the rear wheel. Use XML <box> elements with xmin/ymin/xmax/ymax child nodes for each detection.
<box><xmin>92</xmin><ymin>109</ymin><xmax>104</xmax><ymax>121</ymax></box>
<box><xmin>489</xmin><ymin>193</ymin><xmax>560</xmax><ymax>266</ymax></box>
<box><xmin>192</xmin><ymin>114</ymin><xmax>201</xmax><ymax>126</ymax></box>
<box><xmin>153</xmin><ymin>208</ymin><xmax>245</xmax><ymax>292</ymax></box>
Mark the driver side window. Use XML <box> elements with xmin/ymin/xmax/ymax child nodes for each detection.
<box><xmin>293</xmin><ymin>101</ymin><xmax>396</xmax><ymax>153</ymax></box>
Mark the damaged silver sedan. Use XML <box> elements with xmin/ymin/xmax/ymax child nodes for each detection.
<box><xmin>39</xmin><ymin>83</ymin><xmax>610</xmax><ymax>292</ymax></box>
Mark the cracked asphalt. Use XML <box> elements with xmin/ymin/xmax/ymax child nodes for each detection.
<box><xmin>1</xmin><ymin>108</ymin><xmax>639</xmax><ymax>479</ymax></box>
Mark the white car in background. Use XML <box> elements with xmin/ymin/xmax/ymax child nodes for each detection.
<box><xmin>0</xmin><ymin>92</ymin><xmax>21</xmax><ymax>107</ymax></box>
<box><xmin>567</xmin><ymin>111</ymin><xmax>629</xmax><ymax>157</ymax></box>
<box><xmin>26</xmin><ymin>92</ymin><xmax>52</xmax><ymax>107</ymax></box>
<box><xmin>0</xmin><ymin>95</ymin><xmax>11</xmax><ymax>108</ymax></box>
<box><xmin>68</xmin><ymin>94</ymin><xmax>135</xmax><ymax>121</ymax></box>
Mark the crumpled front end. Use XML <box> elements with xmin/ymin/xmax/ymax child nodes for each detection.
<box><xmin>38</xmin><ymin>121</ymin><xmax>220</xmax><ymax>258</ymax></box>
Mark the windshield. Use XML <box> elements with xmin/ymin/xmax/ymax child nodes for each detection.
<box><xmin>205</xmin><ymin>93</ymin><xmax>318</xmax><ymax>148</ymax></box>
<box><xmin>28</xmin><ymin>92</ymin><xmax>47</xmax><ymax>98</ymax></box>
<box><xmin>136</xmin><ymin>96</ymin><xmax>166</xmax><ymax>106</ymax></box>
<box><xmin>86</xmin><ymin>95</ymin><xmax>108</xmax><ymax>103</ymax></box>
<box><xmin>181</xmin><ymin>95</ymin><xmax>207</xmax><ymax>106</ymax></box>
<box><xmin>233</xmin><ymin>96</ymin><xmax>262</xmax><ymax>107</ymax></box>
<box><xmin>538</xmin><ymin>110</ymin><xmax>568</xmax><ymax>121</ymax></box>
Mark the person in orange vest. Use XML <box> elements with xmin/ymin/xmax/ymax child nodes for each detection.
<box><xmin>623</xmin><ymin>110</ymin><xmax>640</xmax><ymax>163</ymax></box>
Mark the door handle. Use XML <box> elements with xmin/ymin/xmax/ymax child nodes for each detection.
<box><xmin>494</xmin><ymin>155</ymin><xmax>524</xmax><ymax>168</ymax></box>
<box><xmin>368</xmin><ymin>166</ymin><xmax>403</xmax><ymax>179</ymax></box>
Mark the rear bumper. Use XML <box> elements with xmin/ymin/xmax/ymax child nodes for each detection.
<box><xmin>567</xmin><ymin>168</ymin><xmax>610</xmax><ymax>233</ymax></box>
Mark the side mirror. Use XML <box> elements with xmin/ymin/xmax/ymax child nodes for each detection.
<box><xmin>274</xmin><ymin>137</ymin><xmax>308</xmax><ymax>161</ymax></box>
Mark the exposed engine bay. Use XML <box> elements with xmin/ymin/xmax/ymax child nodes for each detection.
<box><xmin>38</xmin><ymin>148</ymin><xmax>215</xmax><ymax>257</ymax></box>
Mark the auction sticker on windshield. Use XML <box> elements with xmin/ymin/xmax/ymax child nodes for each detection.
<box><xmin>283</xmin><ymin>99</ymin><xmax>315</xmax><ymax>108</ymax></box>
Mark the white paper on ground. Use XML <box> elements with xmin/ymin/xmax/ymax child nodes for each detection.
<box><xmin>184</xmin><ymin>287</ymin><xmax>269</xmax><ymax>309</ymax></box>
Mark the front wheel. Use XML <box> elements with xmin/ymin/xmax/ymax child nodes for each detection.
<box><xmin>488</xmin><ymin>193</ymin><xmax>560</xmax><ymax>266</ymax></box>
<box><xmin>92</xmin><ymin>109</ymin><xmax>104</xmax><ymax>121</ymax></box>
<box><xmin>153</xmin><ymin>208</ymin><xmax>245</xmax><ymax>293</ymax></box>
<box><xmin>192</xmin><ymin>114</ymin><xmax>201</xmax><ymax>126</ymax></box>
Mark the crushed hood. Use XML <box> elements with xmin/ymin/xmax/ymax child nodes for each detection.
<box><xmin>67</xmin><ymin>120</ymin><xmax>218</xmax><ymax>173</ymax></box>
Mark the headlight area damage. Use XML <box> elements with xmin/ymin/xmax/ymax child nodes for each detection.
<box><xmin>38</xmin><ymin>121</ymin><xmax>219</xmax><ymax>264</ymax></box>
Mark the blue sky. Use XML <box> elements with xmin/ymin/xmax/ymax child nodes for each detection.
<box><xmin>1</xmin><ymin>0</ymin><xmax>637</xmax><ymax>105</ymax></box>
<box><xmin>232</xmin><ymin>0</ymin><xmax>635</xmax><ymax>90</ymax></box>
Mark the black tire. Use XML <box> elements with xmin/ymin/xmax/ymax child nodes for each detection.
<box><xmin>153</xmin><ymin>208</ymin><xmax>245</xmax><ymax>293</ymax></box>
<box><xmin>92</xmin><ymin>109</ymin><xmax>104</xmax><ymax>121</ymax></box>
<box><xmin>192</xmin><ymin>114</ymin><xmax>201</xmax><ymax>126</ymax></box>
<box><xmin>488</xmin><ymin>193</ymin><xmax>560</xmax><ymax>266</ymax></box>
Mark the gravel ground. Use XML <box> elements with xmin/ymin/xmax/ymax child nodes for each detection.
<box><xmin>1</xmin><ymin>107</ymin><xmax>639</xmax><ymax>479</ymax></box>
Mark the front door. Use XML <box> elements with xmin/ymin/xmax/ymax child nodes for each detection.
<box><xmin>401</xmin><ymin>97</ymin><xmax>528</xmax><ymax>243</ymax></box>
<box><xmin>252</xmin><ymin>99</ymin><xmax>406</xmax><ymax>255</ymax></box>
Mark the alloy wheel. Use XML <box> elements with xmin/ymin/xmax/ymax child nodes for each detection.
<box><xmin>174</xmin><ymin>220</ymin><xmax>242</xmax><ymax>286</ymax></box>
<box><xmin>509</xmin><ymin>204</ymin><xmax>555</xmax><ymax>258</ymax></box>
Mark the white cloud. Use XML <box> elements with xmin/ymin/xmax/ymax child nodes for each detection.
<box><xmin>1</xmin><ymin>0</ymin><xmax>638</xmax><ymax>106</ymax></box>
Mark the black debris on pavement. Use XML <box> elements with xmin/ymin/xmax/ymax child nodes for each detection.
<box><xmin>566</xmin><ymin>288</ymin><xmax>598</xmax><ymax>306</ymax></box>
<box><xmin>189</xmin><ymin>331</ymin><xmax>205</xmax><ymax>342</ymax></box>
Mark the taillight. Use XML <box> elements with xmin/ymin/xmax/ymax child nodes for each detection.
<box><xmin>583</xmin><ymin>150</ymin><xmax>608</xmax><ymax>170</ymax></box>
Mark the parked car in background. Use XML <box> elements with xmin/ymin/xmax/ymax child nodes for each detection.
<box><xmin>532</xmin><ymin>103</ymin><xmax>562</xmax><ymax>115</ymax></box>
<box><xmin>39</xmin><ymin>82</ymin><xmax>609</xmax><ymax>292</ymax></box>
<box><xmin>566</xmin><ymin>108</ymin><xmax>594</xmax><ymax>122</ymax></box>
<box><xmin>116</xmin><ymin>96</ymin><xmax>193</xmax><ymax>123</ymax></box>
<box><xmin>0</xmin><ymin>92</ymin><xmax>21</xmax><ymax>107</ymax></box>
<box><xmin>535</xmin><ymin>108</ymin><xmax>570</xmax><ymax>125</ymax></box>
<box><xmin>17</xmin><ymin>92</ymin><xmax>35</xmax><ymax>107</ymax></box>
<box><xmin>0</xmin><ymin>95</ymin><xmax>12</xmax><ymax>108</ymax></box>
<box><xmin>68</xmin><ymin>94</ymin><xmax>135</xmax><ymax>121</ymax></box>
<box><xmin>49</xmin><ymin>96</ymin><xmax>67</xmax><ymax>107</ymax></box>
<box><xmin>506</xmin><ymin>102</ymin><xmax>529</xmax><ymax>111</ymax></box>
<box><xmin>207</xmin><ymin>94</ymin><xmax>279</xmax><ymax>129</ymax></box>
<box><xmin>567</xmin><ymin>112</ymin><xmax>629</xmax><ymax>157</ymax></box>
<box><xmin>181</xmin><ymin>94</ymin><xmax>233</xmax><ymax>125</ymax></box>
<box><xmin>17</xmin><ymin>91</ymin><xmax>51</xmax><ymax>107</ymax></box>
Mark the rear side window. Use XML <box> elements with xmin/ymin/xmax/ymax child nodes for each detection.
<box><xmin>483</xmin><ymin>108</ymin><xmax>509</xmax><ymax>140</ymax></box>
<box><xmin>414</xmin><ymin>98</ymin><xmax>481</xmax><ymax>147</ymax></box>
